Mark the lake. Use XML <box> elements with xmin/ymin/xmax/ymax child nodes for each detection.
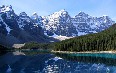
<box><xmin>0</xmin><ymin>51</ymin><xmax>116</xmax><ymax>73</ymax></box>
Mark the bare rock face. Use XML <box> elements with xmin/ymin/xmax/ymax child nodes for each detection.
<box><xmin>0</xmin><ymin>5</ymin><xmax>57</xmax><ymax>47</ymax></box>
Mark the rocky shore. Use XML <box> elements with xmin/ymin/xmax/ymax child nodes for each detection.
<box><xmin>51</xmin><ymin>50</ymin><xmax>116</xmax><ymax>54</ymax></box>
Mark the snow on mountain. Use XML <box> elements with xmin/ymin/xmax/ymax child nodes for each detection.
<box><xmin>0</xmin><ymin>5</ymin><xmax>58</xmax><ymax>46</ymax></box>
<box><xmin>0</xmin><ymin>11</ymin><xmax>12</xmax><ymax>34</ymax></box>
<box><xmin>0</xmin><ymin>5</ymin><xmax>115</xmax><ymax>43</ymax></box>
<box><xmin>6</xmin><ymin>25</ymin><xmax>11</xmax><ymax>34</ymax></box>
<box><xmin>18</xmin><ymin>12</ymin><xmax>31</xmax><ymax>29</ymax></box>
<box><xmin>54</xmin><ymin>35</ymin><xmax>73</xmax><ymax>41</ymax></box>
<box><xmin>71</xmin><ymin>12</ymin><xmax>115</xmax><ymax>36</ymax></box>
<box><xmin>0</xmin><ymin>5</ymin><xmax>13</xmax><ymax>13</ymax></box>
<box><xmin>31</xmin><ymin>12</ymin><xmax>43</xmax><ymax>27</ymax></box>
<box><xmin>37</xmin><ymin>9</ymin><xmax>78</xmax><ymax>37</ymax></box>
<box><xmin>35</xmin><ymin>10</ymin><xmax>114</xmax><ymax>37</ymax></box>
<box><xmin>0</xmin><ymin>14</ymin><xmax>3</xmax><ymax>23</ymax></box>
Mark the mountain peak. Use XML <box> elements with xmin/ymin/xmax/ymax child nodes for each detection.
<box><xmin>59</xmin><ymin>9</ymin><xmax>68</xmax><ymax>14</ymax></box>
<box><xmin>32</xmin><ymin>12</ymin><xmax>38</xmax><ymax>15</ymax></box>
<box><xmin>102</xmin><ymin>15</ymin><xmax>110</xmax><ymax>18</ymax></box>
<box><xmin>0</xmin><ymin>5</ymin><xmax>13</xmax><ymax>13</ymax></box>
<box><xmin>52</xmin><ymin>9</ymin><xmax>67</xmax><ymax>14</ymax></box>
<box><xmin>78</xmin><ymin>11</ymin><xmax>88</xmax><ymax>15</ymax></box>
<box><xmin>31</xmin><ymin>12</ymin><xmax>39</xmax><ymax>19</ymax></box>
<box><xmin>59</xmin><ymin>9</ymin><xmax>66</xmax><ymax>12</ymax></box>
<box><xmin>79</xmin><ymin>11</ymin><xmax>86</xmax><ymax>14</ymax></box>
<box><xmin>48</xmin><ymin>9</ymin><xmax>69</xmax><ymax>19</ymax></box>
<box><xmin>75</xmin><ymin>11</ymin><xmax>89</xmax><ymax>18</ymax></box>
<box><xmin>19</xmin><ymin>12</ymin><xmax>28</xmax><ymax>17</ymax></box>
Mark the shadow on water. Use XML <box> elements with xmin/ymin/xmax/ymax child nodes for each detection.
<box><xmin>55</xmin><ymin>53</ymin><xmax>116</xmax><ymax>66</ymax></box>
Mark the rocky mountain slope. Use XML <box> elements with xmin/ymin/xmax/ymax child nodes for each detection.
<box><xmin>32</xmin><ymin>10</ymin><xmax>114</xmax><ymax>37</ymax></box>
<box><xmin>0</xmin><ymin>5</ymin><xmax>57</xmax><ymax>47</ymax></box>
<box><xmin>0</xmin><ymin>5</ymin><xmax>115</xmax><ymax>46</ymax></box>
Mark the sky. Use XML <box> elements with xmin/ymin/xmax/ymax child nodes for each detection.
<box><xmin>0</xmin><ymin>0</ymin><xmax>116</xmax><ymax>21</ymax></box>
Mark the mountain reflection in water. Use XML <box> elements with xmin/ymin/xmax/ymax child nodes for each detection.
<box><xmin>0</xmin><ymin>52</ymin><xmax>116</xmax><ymax>73</ymax></box>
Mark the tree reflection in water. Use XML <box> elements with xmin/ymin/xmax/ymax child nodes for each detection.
<box><xmin>55</xmin><ymin>53</ymin><xmax>116</xmax><ymax>66</ymax></box>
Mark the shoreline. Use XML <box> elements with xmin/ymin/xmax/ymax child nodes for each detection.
<box><xmin>51</xmin><ymin>50</ymin><xmax>116</xmax><ymax>54</ymax></box>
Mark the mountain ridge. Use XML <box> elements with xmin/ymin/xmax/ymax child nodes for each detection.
<box><xmin>31</xmin><ymin>9</ymin><xmax>114</xmax><ymax>37</ymax></box>
<box><xmin>0</xmin><ymin>5</ymin><xmax>58</xmax><ymax>47</ymax></box>
<box><xmin>0</xmin><ymin>5</ymin><xmax>115</xmax><ymax>47</ymax></box>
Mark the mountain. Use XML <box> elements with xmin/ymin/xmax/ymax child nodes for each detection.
<box><xmin>33</xmin><ymin>10</ymin><xmax>114</xmax><ymax>37</ymax></box>
<box><xmin>0</xmin><ymin>5</ymin><xmax>115</xmax><ymax>46</ymax></box>
<box><xmin>0</xmin><ymin>5</ymin><xmax>57</xmax><ymax>47</ymax></box>
<box><xmin>31</xmin><ymin>9</ymin><xmax>78</xmax><ymax>37</ymax></box>
<box><xmin>72</xmin><ymin>12</ymin><xmax>114</xmax><ymax>36</ymax></box>
<box><xmin>54</xmin><ymin>23</ymin><xmax>116</xmax><ymax>52</ymax></box>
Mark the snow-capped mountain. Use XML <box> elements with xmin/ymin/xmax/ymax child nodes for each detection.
<box><xmin>0</xmin><ymin>5</ymin><xmax>57</xmax><ymax>47</ymax></box>
<box><xmin>71</xmin><ymin>12</ymin><xmax>115</xmax><ymax>36</ymax></box>
<box><xmin>33</xmin><ymin>10</ymin><xmax>114</xmax><ymax>37</ymax></box>
<box><xmin>31</xmin><ymin>9</ymin><xmax>78</xmax><ymax>37</ymax></box>
<box><xmin>0</xmin><ymin>5</ymin><xmax>115</xmax><ymax>46</ymax></box>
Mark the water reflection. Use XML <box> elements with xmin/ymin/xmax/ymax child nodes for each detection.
<box><xmin>55</xmin><ymin>53</ymin><xmax>116</xmax><ymax>66</ymax></box>
<box><xmin>0</xmin><ymin>52</ymin><xmax>116</xmax><ymax>73</ymax></box>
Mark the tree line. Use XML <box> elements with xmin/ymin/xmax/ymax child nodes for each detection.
<box><xmin>21</xmin><ymin>42</ymin><xmax>53</xmax><ymax>50</ymax></box>
<box><xmin>54</xmin><ymin>24</ymin><xmax>116</xmax><ymax>52</ymax></box>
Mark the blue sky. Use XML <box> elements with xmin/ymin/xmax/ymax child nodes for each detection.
<box><xmin>0</xmin><ymin>0</ymin><xmax>116</xmax><ymax>20</ymax></box>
